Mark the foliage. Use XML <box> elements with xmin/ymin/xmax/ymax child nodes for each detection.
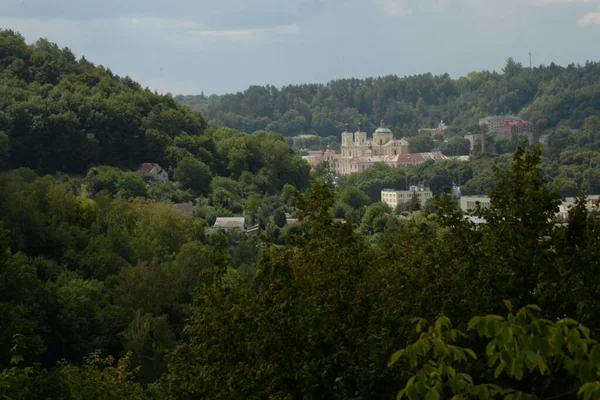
<box><xmin>390</xmin><ymin>304</ymin><xmax>600</xmax><ymax>399</ymax></box>
<box><xmin>177</xmin><ymin>60</ymin><xmax>600</xmax><ymax>138</ymax></box>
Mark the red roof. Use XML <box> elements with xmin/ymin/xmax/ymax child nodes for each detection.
<box><xmin>138</xmin><ymin>163</ymin><xmax>159</xmax><ymax>172</ymax></box>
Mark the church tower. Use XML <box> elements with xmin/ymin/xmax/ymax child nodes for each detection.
<box><xmin>354</xmin><ymin>122</ymin><xmax>367</xmax><ymax>146</ymax></box>
<box><xmin>341</xmin><ymin>123</ymin><xmax>353</xmax><ymax>158</ymax></box>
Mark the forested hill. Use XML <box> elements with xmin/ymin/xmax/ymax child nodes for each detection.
<box><xmin>0</xmin><ymin>30</ymin><xmax>310</xmax><ymax>196</ymax></box>
<box><xmin>0</xmin><ymin>31</ymin><xmax>213</xmax><ymax>174</ymax></box>
<box><xmin>176</xmin><ymin>58</ymin><xmax>600</xmax><ymax>137</ymax></box>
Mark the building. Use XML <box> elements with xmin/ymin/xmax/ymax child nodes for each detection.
<box><xmin>498</xmin><ymin>120</ymin><xmax>535</xmax><ymax>137</ymax></box>
<box><xmin>460</xmin><ymin>196</ymin><xmax>491</xmax><ymax>212</ymax></box>
<box><xmin>138</xmin><ymin>163</ymin><xmax>169</xmax><ymax>182</ymax></box>
<box><xmin>381</xmin><ymin>185</ymin><xmax>433</xmax><ymax>210</ymax></box>
<box><xmin>302</xmin><ymin>146</ymin><xmax>343</xmax><ymax>175</ymax></box>
<box><xmin>303</xmin><ymin>121</ymin><xmax>450</xmax><ymax>175</ymax></box>
<box><xmin>557</xmin><ymin>196</ymin><xmax>600</xmax><ymax>220</ymax></box>
<box><xmin>479</xmin><ymin>116</ymin><xmax>534</xmax><ymax>136</ymax></box>
<box><xmin>419</xmin><ymin>120</ymin><xmax>448</xmax><ymax>136</ymax></box>
<box><xmin>213</xmin><ymin>217</ymin><xmax>246</xmax><ymax>231</ymax></box>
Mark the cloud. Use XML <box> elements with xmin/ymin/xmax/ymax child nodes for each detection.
<box><xmin>528</xmin><ymin>0</ymin><xmax>597</xmax><ymax>6</ymax></box>
<box><xmin>376</xmin><ymin>0</ymin><xmax>413</xmax><ymax>16</ymax></box>
<box><xmin>129</xmin><ymin>17</ymin><xmax>200</xmax><ymax>31</ymax></box>
<box><xmin>127</xmin><ymin>16</ymin><xmax>299</xmax><ymax>40</ymax></box>
<box><xmin>191</xmin><ymin>24</ymin><xmax>300</xmax><ymax>40</ymax></box>
<box><xmin>578</xmin><ymin>11</ymin><xmax>600</xmax><ymax>24</ymax></box>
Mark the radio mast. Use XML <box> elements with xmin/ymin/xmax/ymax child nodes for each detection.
<box><xmin>529</xmin><ymin>51</ymin><xmax>532</xmax><ymax>69</ymax></box>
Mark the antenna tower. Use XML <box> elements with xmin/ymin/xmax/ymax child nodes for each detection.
<box><xmin>529</xmin><ymin>51</ymin><xmax>532</xmax><ymax>69</ymax></box>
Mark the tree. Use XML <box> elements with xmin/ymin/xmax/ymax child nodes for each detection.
<box><xmin>408</xmin><ymin>135</ymin><xmax>434</xmax><ymax>153</ymax></box>
<box><xmin>272</xmin><ymin>207</ymin><xmax>287</xmax><ymax>228</ymax></box>
<box><xmin>173</xmin><ymin>157</ymin><xmax>212</xmax><ymax>195</ymax></box>
<box><xmin>337</xmin><ymin>186</ymin><xmax>371</xmax><ymax>210</ymax></box>
<box><xmin>0</xmin><ymin>131</ymin><xmax>9</xmax><ymax>169</ymax></box>
<box><xmin>389</xmin><ymin>304</ymin><xmax>600</xmax><ymax>399</ymax></box>
<box><xmin>360</xmin><ymin>202</ymin><xmax>392</xmax><ymax>235</ymax></box>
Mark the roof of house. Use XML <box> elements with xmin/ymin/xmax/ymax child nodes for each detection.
<box><xmin>172</xmin><ymin>203</ymin><xmax>193</xmax><ymax>215</ymax></box>
<box><xmin>138</xmin><ymin>163</ymin><xmax>160</xmax><ymax>172</ymax></box>
<box><xmin>213</xmin><ymin>217</ymin><xmax>246</xmax><ymax>229</ymax></box>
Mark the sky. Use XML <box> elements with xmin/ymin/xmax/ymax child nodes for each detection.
<box><xmin>1</xmin><ymin>0</ymin><xmax>599</xmax><ymax>95</ymax></box>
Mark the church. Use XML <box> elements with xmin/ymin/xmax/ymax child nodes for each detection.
<box><xmin>303</xmin><ymin>121</ymin><xmax>449</xmax><ymax>176</ymax></box>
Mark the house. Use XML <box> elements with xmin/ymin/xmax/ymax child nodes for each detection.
<box><xmin>381</xmin><ymin>185</ymin><xmax>433</xmax><ymax>211</ymax></box>
<box><xmin>172</xmin><ymin>203</ymin><xmax>193</xmax><ymax>216</ymax></box>
<box><xmin>557</xmin><ymin>196</ymin><xmax>600</xmax><ymax>220</ymax></box>
<box><xmin>419</xmin><ymin>120</ymin><xmax>448</xmax><ymax>136</ymax></box>
<box><xmin>138</xmin><ymin>163</ymin><xmax>169</xmax><ymax>182</ymax></box>
<box><xmin>460</xmin><ymin>196</ymin><xmax>491</xmax><ymax>212</ymax></box>
<box><xmin>213</xmin><ymin>217</ymin><xmax>246</xmax><ymax>231</ymax></box>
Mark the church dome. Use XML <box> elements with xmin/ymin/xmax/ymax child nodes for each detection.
<box><xmin>375</xmin><ymin>127</ymin><xmax>392</xmax><ymax>134</ymax></box>
<box><xmin>374</xmin><ymin>120</ymin><xmax>392</xmax><ymax>135</ymax></box>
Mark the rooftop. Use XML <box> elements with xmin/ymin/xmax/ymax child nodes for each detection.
<box><xmin>138</xmin><ymin>163</ymin><xmax>159</xmax><ymax>172</ymax></box>
<box><xmin>213</xmin><ymin>217</ymin><xmax>245</xmax><ymax>229</ymax></box>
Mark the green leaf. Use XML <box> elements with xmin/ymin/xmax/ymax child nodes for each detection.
<box><xmin>464</xmin><ymin>348</ymin><xmax>477</xmax><ymax>360</ymax></box>
<box><xmin>468</xmin><ymin>317</ymin><xmax>480</xmax><ymax>332</ymax></box>
<box><xmin>424</xmin><ymin>390</ymin><xmax>440</xmax><ymax>400</ymax></box>
<box><xmin>494</xmin><ymin>362</ymin><xmax>506</xmax><ymax>378</ymax></box>
<box><xmin>446</xmin><ymin>366</ymin><xmax>456</xmax><ymax>378</ymax></box>
<box><xmin>406</xmin><ymin>385</ymin><xmax>420</xmax><ymax>400</ymax></box>
<box><xmin>458</xmin><ymin>373</ymin><xmax>474</xmax><ymax>384</ymax></box>
<box><xmin>435</xmin><ymin>316</ymin><xmax>452</xmax><ymax>331</ymax></box>
<box><xmin>524</xmin><ymin>351</ymin><xmax>540</xmax><ymax>371</ymax></box>
<box><xmin>502</xmin><ymin>327</ymin><xmax>513</xmax><ymax>344</ymax></box>
<box><xmin>503</xmin><ymin>300</ymin><xmax>513</xmax><ymax>312</ymax></box>
<box><xmin>579</xmin><ymin>325</ymin><xmax>591</xmax><ymax>339</ymax></box>
<box><xmin>388</xmin><ymin>349</ymin><xmax>405</xmax><ymax>367</ymax></box>
<box><xmin>10</xmin><ymin>354</ymin><xmax>24</xmax><ymax>365</ymax></box>
<box><xmin>486</xmin><ymin>339</ymin><xmax>496</xmax><ymax>357</ymax></box>
<box><xmin>488</xmin><ymin>353</ymin><xmax>499</xmax><ymax>368</ymax></box>
<box><xmin>397</xmin><ymin>388</ymin><xmax>407</xmax><ymax>400</ymax></box>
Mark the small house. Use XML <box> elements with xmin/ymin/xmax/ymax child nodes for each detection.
<box><xmin>138</xmin><ymin>163</ymin><xmax>169</xmax><ymax>182</ymax></box>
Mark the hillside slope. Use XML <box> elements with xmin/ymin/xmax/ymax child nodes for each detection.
<box><xmin>176</xmin><ymin>58</ymin><xmax>600</xmax><ymax>137</ymax></box>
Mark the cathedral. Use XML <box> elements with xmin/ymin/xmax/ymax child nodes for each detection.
<box><xmin>341</xmin><ymin>121</ymin><xmax>408</xmax><ymax>158</ymax></box>
<box><xmin>302</xmin><ymin>121</ymin><xmax>449</xmax><ymax>176</ymax></box>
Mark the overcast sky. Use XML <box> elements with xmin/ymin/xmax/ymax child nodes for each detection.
<box><xmin>1</xmin><ymin>0</ymin><xmax>599</xmax><ymax>95</ymax></box>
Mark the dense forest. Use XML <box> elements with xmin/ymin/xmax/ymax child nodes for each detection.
<box><xmin>175</xmin><ymin>58</ymin><xmax>600</xmax><ymax>198</ymax></box>
<box><xmin>175</xmin><ymin>57</ymin><xmax>600</xmax><ymax>137</ymax></box>
<box><xmin>3</xmin><ymin>29</ymin><xmax>600</xmax><ymax>399</ymax></box>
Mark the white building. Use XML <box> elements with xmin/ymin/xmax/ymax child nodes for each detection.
<box><xmin>460</xmin><ymin>196</ymin><xmax>491</xmax><ymax>212</ymax></box>
<box><xmin>381</xmin><ymin>185</ymin><xmax>433</xmax><ymax>210</ymax></box>
<box><xmin>138</xmin><ymin>163</ymin><xmax>169</xmax><ymax>182</ymax></box>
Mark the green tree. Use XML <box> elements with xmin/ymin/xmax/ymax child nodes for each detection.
<box><xmin>390</xmin><ymin>304</ymin><xmax>600</xmax><ymax>399</ymax></box>
<box><xmin>173</xmin><ymin>157</ymin><xmax>212</xmax><ymax>195</ymax></box>
<box><xmin>360</xmin><ymin>201</ymin><xmax>392</xmax><ymax>235</ymax></box>
<box><xmin>0</xmin><ymin>131</ymin><xmax>9</xmax><ymax>169</ymax></box>
<box><xmin>272</xmin><ymin>207</ymin><xmax>287</xmax><ymax>228</ymax></box>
